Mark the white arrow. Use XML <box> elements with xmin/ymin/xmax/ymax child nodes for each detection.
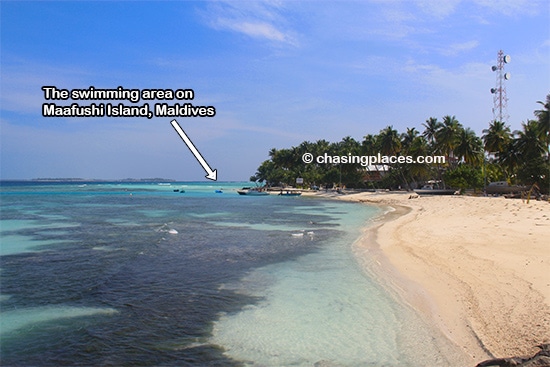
<box><xmin>170</xmin><ymin>119</ymin><xmax>217</xmax><ymax>181</ymax></box>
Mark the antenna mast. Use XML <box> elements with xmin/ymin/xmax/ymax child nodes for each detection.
<box><xmin>490</xmin><ymin>50</ymin><xmax>511</xmax><ymax>123</ymax></box>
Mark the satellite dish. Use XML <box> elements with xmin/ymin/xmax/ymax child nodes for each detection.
<box><xmin>491</xmin><ymin>65</ymin><xmax>498</xmax><ymax>71</ymax></box>
<box><xmin>504</xmin><ymin>72</ymin><xmax>511</xmax><ymax>80</ymax></box>
<box><xmin>491</xmin><ymin>88</ymin><xmax>497</xmax><ymax>93</ymax></box>
<box><xmin>504</xmin><ymin>55</ymin><xmax>511</xmax><ymax>63</ymax></box>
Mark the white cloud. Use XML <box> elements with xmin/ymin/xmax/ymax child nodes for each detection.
<box><xmin>216</xmin><ymin>19</ymin><xmax>288</xmax><ymax>43</ymax></box>
<box><xmin>203</xmin><ymin>1</ymin><xmax>298</xmax><ymax>46</ymax></box>
<box><xmin>414</xmin><ymin>0</ymin><xmax>461</xmax><ymax>19</ymax></box>
<box><xmin>473</xmin><ymin>0</ymin><xmax>544</xmax><ymax>17</ymax></box>
<box><xmin>0</xmin><ymin>57</ymin><xmax>89</xmax><ymax>114</ymax></box>
<box><xmin>441</xmin><ymin>40</ymin><xmax>480</xmax><ymax>56</ymax></box>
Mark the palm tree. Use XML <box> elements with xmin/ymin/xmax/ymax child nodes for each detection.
<box><xmin>361</xmin><ymin>134</ymin><xmax>377</xmax><ymax>156</ymax></box>
<box><xmin>271</xmin><ymin>148</ymin><xmax>290</xmax><ymax>168</ymax></box>
<box><xmin>435</xmin><ymin>115</ymin><xmax>462</xmax><ymax>158</ymax></box>
<box><xmin>498</xmin><ymin>139</ymin><xmax>521</xmax><ymax>181</ymax></box>
<box><xmin>338</xmin><ymin>136</ymin><xmax>361</xmax><ymax>155</ymax></box>
<box><xmin>515</xmin><ymin>120</ymin><xmax>547</xmax><ymax>160</ymax></box>
<box><xmin>269</xmin><ymin>147</ymin><xmax>298</xmax><ymax>185</ymax></box>
<box><xmin>268</xmin><ymin>148</ymin><xmax>278</xmax><ymax>159</ymax></box>
<box><xmin>361</xmin><ymin>134</ymin><xmax>380</xmax><ymax>188</ymax></box>
<box><xmin>377</xmin><ymin>125</ymin><xmax>412</xmax><ymax>189</ymax></box>
<box><xmin>335</xmin><ymin>136</ymin><xmax>362</xmax><ymax>187</ymax></box>
<box><xmin>514</xmin><ymin>119</ymin><xmax>549</xmax><ymax>188</ymax></box>
<box><xmin>455</xmin><ymin>128</ymin><xmax>483</xmax><ymax>166</ymax></box>
<box><xmin>401</xmin><ymin>127</ymin><xmax>419</xmax><ymax>152</ymax></box>
<box><xmin>313</xmin><ymin>139</ymin><xmax>332</xmax><ymax>155</ymax></box>
<box><xmin>534</xmin><ymin>95</ymin><xmax>550</xmax><ymax>194</ymax></box>
<box><xmin>422</xmin><ymin>117</ymin><xmax>441</xmax><ymax>148</ymax></box>
<box><xmin>377</xmin><ymin>126</ymin><xmax>401</xmax><ymax>156</ymax></box>
<box><xmin>482</xmin><ymin>120</ymin><xmax>512</xmax><ymax>158</ymax></box>
<box><xmin>311</xmin><ymin>139</ymin><xmax>333</xmax><ymax>187</ymax></box>
<box><xmin>534</xmin><ymin>94</ymin><xmax>549</xmax><ymax>143</ymax></box>
<box><xmin>534</xmin><ymin>95</ymin><xmax>550</xmax><ymax>165</ymax></box>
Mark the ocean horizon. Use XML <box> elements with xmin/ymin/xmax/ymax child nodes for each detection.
<box><xmin>0</xmin><ymin>181</ymin><xmax>466</xmax><ymax>366</ymax></box>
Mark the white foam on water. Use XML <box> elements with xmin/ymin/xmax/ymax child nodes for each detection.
<box><xmin>187</xmin><ymin>212</ymin><xmax>232</xmax><ymax>219</ymax></box>
<box><xmin>104</xmin><ymin>218</ymin><xmax>141</xmax><ymax>226</ymax></box>
<box><xmin>213</xmin><ymin>221</ymin><xmax>311</xmax><ymax>232</ymax></box>
<box><xmin>138</xmin><ymin>209</ymin><xmax>177</xmax><ymax>218</ymax></box>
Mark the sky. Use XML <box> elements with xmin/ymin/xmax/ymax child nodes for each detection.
<box><xmin>1</xmin><ymin>0</ymin><xmax>549</xmax><ymax>181</ymax></box>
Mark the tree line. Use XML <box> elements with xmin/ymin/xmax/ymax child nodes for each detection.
<box><xmin>251</xmin><ymin>95</ymin><xmax>549</xmax><ymax>194</ymax></box>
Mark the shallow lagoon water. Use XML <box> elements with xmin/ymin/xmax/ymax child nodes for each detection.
<box><xmin>0</xmin><ymin>181</ymin><xmax>466</xmax><ymax>366</ymax></box>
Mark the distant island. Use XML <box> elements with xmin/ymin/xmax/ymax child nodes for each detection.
<box><xmin>30</xmin><ymin>178</ymin><xmax>176</xmax><ymax>182</ymax></box>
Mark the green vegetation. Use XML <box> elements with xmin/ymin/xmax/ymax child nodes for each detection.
<box><xmin>251</xmin><ymin>95</ymin><xmax>549</xmax><ymax>194</ymax></box>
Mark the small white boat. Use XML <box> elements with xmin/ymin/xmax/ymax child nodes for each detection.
<box><xmin>278</xmin><ymin>189</ymin><xmax>302</xmax><ymax>196</ymax></box>
<box><xmin>237</xmin><ymin>187</ymin><xmax>269</xmax><ymax>196</ymax></box>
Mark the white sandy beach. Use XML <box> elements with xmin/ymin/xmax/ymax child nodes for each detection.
<box><xmin>309</xmin><ymin>190</ymin><xmax>550</xmax><ymax>364</ymax></box>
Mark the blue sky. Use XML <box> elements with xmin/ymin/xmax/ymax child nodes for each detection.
<box><xmin>1</xmin><ymin>1</ymin><xmax>548</xmax><ymax>181</ymax></box>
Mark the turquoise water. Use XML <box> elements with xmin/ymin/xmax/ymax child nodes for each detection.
<box><xmin>0</xmin><ymin>181</ymin><xmax>468</xmax><ymax>366</ymax></box>
<box><xmin>210</xmin><ymin>201</ymin><xmax>467</xmax><ymax>366</ymax></box>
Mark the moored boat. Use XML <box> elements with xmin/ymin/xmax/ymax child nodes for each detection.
<box><xmin>278</xmin><ymin>189</ymin><xmax>302</xmax><ymax>196</ymax></box>
<box><xmin>414</xmin><ymin>185</ymin><xmax>457</xmax><ymax>196</ymax></box>
<box><xmin>237</xmin><ymin>187</ymin><xmax>269</xmax><ymax>196</ymax></box>
<box><xmin>485</xmin><ymin>181</ymin><xmax>527</xmax><ymax>195</ymax></box>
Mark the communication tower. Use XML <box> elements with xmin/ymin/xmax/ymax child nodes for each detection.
<box><xmin>490</xmin><ymin>50</ymin><xmax>511</xmax><ymax>123</ymax></box>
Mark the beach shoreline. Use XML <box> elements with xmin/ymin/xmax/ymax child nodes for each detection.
<box><xmin>306</xmin><ymin>190</ymin><xmax>550</xmax><ymax>364</ymax></box>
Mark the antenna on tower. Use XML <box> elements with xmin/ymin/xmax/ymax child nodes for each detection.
<box><xmin>490</xmin><ymin>50</ymin><xmax>511</xmax><ymax>123</ymax></box>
